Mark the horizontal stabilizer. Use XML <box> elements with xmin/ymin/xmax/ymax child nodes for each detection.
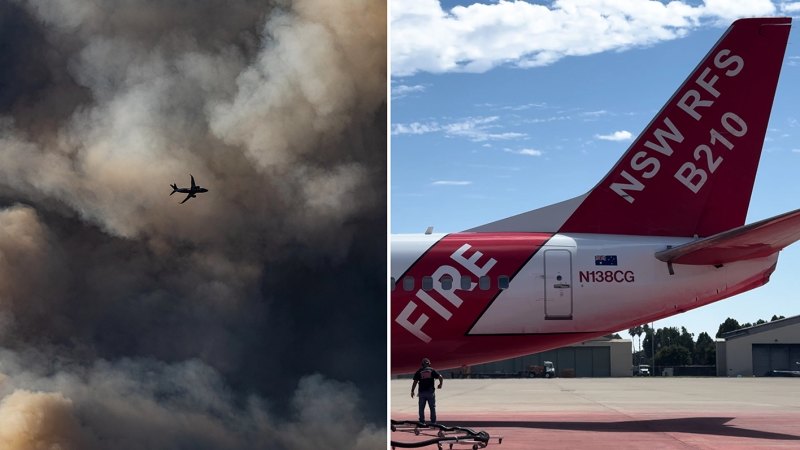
<box><xmin>655</xmin><ymin>208</ymin><xmax>800</xmax><ymax>265</ymax></box>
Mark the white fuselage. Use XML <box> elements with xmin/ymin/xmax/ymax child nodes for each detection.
<box><xmin>390</xmin><ymin>232</ymin><xmax>777</xmax><ymax>374</ymax></box>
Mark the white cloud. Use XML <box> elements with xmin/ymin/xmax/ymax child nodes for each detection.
<box><xmin>391</xmin><ymin>122</ymin><xmax>441</xmax><ymax>135</ymax></box>
<box><xmin>526</xmin><ymin>115</ymin><xmax>572</xmax><ymax>124</ymax></box>
<box><xmin>443</xmin><ymin>117</ymin><xmax>526</xmax><ymax>141</ymax></box>
<box><xmin>505</xmin><ymin>148</ymin><xmax>543</xmax><ymax>156</ymax></box>
<box><xmin>581</xmin><ymin>110</ymin><xmax>609</xmax><ymax>118</ymax></box>
<box><xmin>432</xmin><ymin>180</ymin><xmax>472</xmax><ymax>186</ymax></box>
<box><xmin>393</xmin><ymin>116</ymin><xmax>526</xmax><ymax>142</ymax></box>
<box><xmin>704</xmin><ymin>0</ymin><xmax>776</xmax><ymax>21</ymax></box>
<box><xmin>501</xmin><ymin>102</ymin><xmax>548</xmax><ymax>111</ymax></box>
<box><xmin>391</xmin><ymin>0</ymin><xmax>776</xmax><ymax>76</ymax></box>
<box><xmin>781</xmin><ymin>2</ymin><xmax>800</xmax><ymax>13</ymax></box>
<box><xmin>392</xmin><ymin>84</ymin><xmax>426</xmax><ymax>99</ymax></box>
<box><xmin>789</xmin><ymin>56</ymin><xmax>800</xmax><ymax>67</ymax></box>
<box><xmin>596</xmin><ymin>130</ymin><xmax>634</xmax><ymax>141</ymax></box>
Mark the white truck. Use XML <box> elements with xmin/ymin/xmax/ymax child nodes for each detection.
<box><xmin>528</xmin><ymin>361</ymin><xmax>556</xmax><ymax>378</ymax></box>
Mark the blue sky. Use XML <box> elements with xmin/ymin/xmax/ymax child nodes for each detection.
<box><xmin>391</xmin><ymin>0</ymin><xmax>800</xmax><ymax>342</ymax></box>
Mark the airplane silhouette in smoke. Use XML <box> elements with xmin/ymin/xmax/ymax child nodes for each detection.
<box><xmin>170</xmin><ymin>174</ymin><xmax>208</xmax><ymax>204</ymax></box>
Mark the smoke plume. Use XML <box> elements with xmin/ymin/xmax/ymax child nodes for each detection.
<box><xmin>0</xmin><ymin>0</ymin><xmax>386</xmax><ymax>448</ymax></box>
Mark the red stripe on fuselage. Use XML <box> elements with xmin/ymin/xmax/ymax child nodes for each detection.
<box><xmin>391</xmin><ymin>233</ymin><xmax>551</xmax><ymax>373</ymax></box>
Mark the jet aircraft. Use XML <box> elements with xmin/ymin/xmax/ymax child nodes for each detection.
<box><xmin>170</xmin><ymin>174</ymin><xmax>208</xmax><ymax>204</ymax></box>
<box><xmin>391</xmin><ymin>18</ymin><xmax>798</xmax><ymax>374</ymax></box>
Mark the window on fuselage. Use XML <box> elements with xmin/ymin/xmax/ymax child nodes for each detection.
<box><xmin>422</xmin><ymin>276</ymin><xmax>433</xmax><ymax>291</ymax></box>
<box><xmin>403</xmin><ymin>276</ymin><xmax>414</xmax><ymax>291</ymax></box>
<box><xmin>440</xmin><ymin>274</ymin><xmax>453</xmax><ymax>291</ymax></box>
<box><xmin>479</xmin><ymin>275</ymin><xmax>490</xmax><ymax>290</ymax></box>
<box><xmin>498</xmin><ymin>275</ymin><xmax>510</xmax><ymax>289</ymax></box>
<box><xmin>460</xmin><ymin>275</ymin><xmax>471</xmax><ymax>290</ymax></box>
<box><xmin>390</xmin><ymin>277</ymin><xmax>396</xmax><ymax>291</ymax></box>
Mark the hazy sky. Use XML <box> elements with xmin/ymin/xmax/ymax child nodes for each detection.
<box><xmin>0</xmin><ymin>1</ymin><xmax>385</xmax><ymax>448</ymax></box>
<box><xmin>391</xmin><ymin>0</ymin><xmax>800</xmax><ymax>341</ymax></box>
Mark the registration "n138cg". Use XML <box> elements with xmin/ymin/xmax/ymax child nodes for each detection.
<box><xmin>579</xmin><ymin>270</ymin><xmax>635</xmax><ymax>283</ymax></box>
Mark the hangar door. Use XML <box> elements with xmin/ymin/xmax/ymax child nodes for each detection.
<box><xmin>552</xmin><ymin>347</ymin><xmax>610</xmax><ymax>377</ymax></box>
<box><xmin>752</xmin><ymin>344</ymin><xmax>800</xmax><ymax>376</ymax></box>
<box><xmin>462</xmin><ymin>347</ymin><xmax>612</xmax><ymax>377</ymax></box>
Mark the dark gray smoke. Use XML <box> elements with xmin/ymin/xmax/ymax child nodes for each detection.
<box><xmin>0</xmin><ymin>0</ymin><xmax>386</xmax><ymax>448</ymax></box>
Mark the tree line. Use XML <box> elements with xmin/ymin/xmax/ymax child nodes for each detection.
<box><xmin>627</xmin><ymin>315</ymin><xmax>786</xmax><ymax>366</ymax></box>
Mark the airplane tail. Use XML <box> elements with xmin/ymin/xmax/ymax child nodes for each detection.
<box><xmin>170</xmin><ymin>183</ymin><xmax>178</xmax><ymax>195</ymax></box>
<box><xmin>471</xmin><ymin>18</ymin><xmax>791</xmax><ymax>237</ymax></box>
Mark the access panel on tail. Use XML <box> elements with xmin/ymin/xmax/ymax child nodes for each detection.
<box><xmin>472</xmin><ymin>18</ymin><xmax>791</xmax><ymax>237</ymax></box>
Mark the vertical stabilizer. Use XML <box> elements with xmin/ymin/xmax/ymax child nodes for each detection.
<box><xmin>472</xmin><ymin>18</ymin><xmax>791</xmax><ymax>237</ymax></box>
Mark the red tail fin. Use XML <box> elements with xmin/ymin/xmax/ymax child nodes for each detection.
<box><xmin>472</xmin><ymin>18</ymin><xmax>791</xmax><ymax>237</ymax></box>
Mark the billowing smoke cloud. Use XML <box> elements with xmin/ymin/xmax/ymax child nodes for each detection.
<box><xmin>0</xmin><ymin>0</ymin><xmax>386</xmax><ymax>448</ymax></box>
<box><xmin>0</xmin><ymin>351</ymin><xmax>384</xmax><ymax>450</ymax></box>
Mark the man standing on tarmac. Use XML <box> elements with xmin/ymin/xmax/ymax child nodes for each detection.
<box><xmin>411</xmin><ymin>357</ymin><xmax>443</xmax><ymax>424</ymax></box>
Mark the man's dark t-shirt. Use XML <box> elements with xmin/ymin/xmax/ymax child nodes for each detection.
<box><xmin>413</xmin><ymin>367</ymin><xmax>440</xmax><ymax>393</ymax></box>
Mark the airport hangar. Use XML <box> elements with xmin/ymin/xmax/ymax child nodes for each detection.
<box><xmin>400</xmin><ymin>314</ymin><xmax>800</xmax><ymax>378</ymax></box>
<box><xmin>716</xmin><ymin>314</ymin><xmax>800</xmax><ymax>377</ymax></box>
<box><xmin>436</xmin><ymin>336</ymin><xmax>633</xmax><ymax>378</ymax></box>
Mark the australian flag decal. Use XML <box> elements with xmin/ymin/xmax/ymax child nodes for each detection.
<box><xmin>595</xmin><ymin>255</ymin><xmax>618</xmax><ymax>266</ymax></box>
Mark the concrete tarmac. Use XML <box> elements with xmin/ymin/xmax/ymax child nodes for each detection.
<box><xmin>390</xmin><ymin>378</ymin><xmax>800</xmax><ymax>449</ymax></box>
